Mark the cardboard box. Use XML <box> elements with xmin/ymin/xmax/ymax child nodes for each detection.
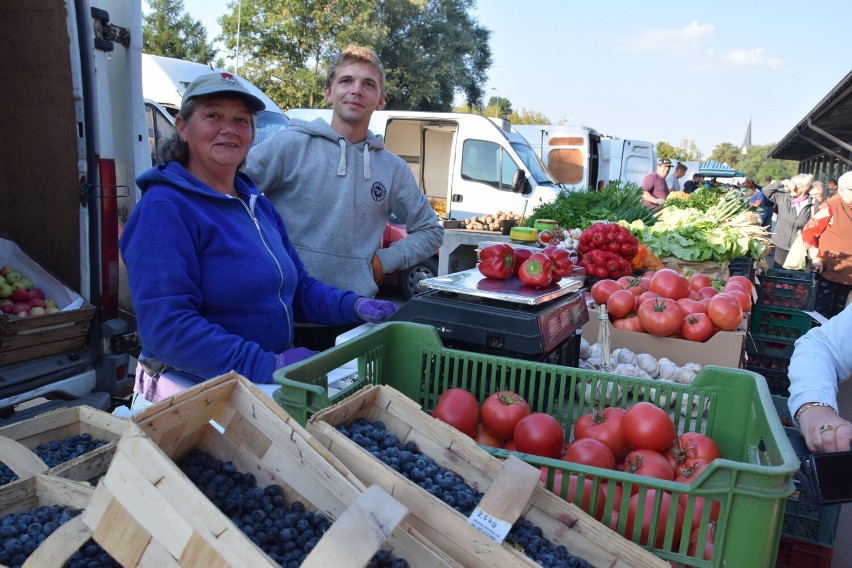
<box><xmin>582</xmin><ymin>304</ymin><xmax>746</xmax><ymax>368</ymax></box>
<box><xmin>0</xmin><ymin>238</ymin><xmax>95</xmax><ymax>366</ymax></box>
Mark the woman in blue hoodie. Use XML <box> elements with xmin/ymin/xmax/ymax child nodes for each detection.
<box><xmin>120</xmin><ymin>72</ymin><xmax>396</xmax><ymax>408</ymax></box>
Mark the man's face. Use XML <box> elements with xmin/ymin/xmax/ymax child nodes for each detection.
<box><xmin>828</xmin><ymin>181</ymin><xmax>838</xmax><ymax>193</ymax></box>
<box><xmin>657</xmin><ymin>164</ymin><xmax>672</xmax><ymax>177</ymax></box>
<box><xmin>324</xmin><ymin>61</ymin><xmax>386</xmax><ymax>127</ymax></box>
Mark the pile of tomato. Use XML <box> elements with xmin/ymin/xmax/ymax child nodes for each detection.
<box><xmin>590</xmin><ymin>268</ymin><xmax>754</xmax><ymax>342</ymax></box>
<box><xmin>430</xmin><ymin>388</ymin><xmax>722</xmax><ymax>559</ymax></box>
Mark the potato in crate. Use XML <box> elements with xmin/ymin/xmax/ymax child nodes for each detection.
<box><xmin>307</xmin><ymin>383</ymin><xmax>666</xmax><ymax>568</ymax></box>
<box><xmin>275</xmin><ymin>322</ymin><xmax>801</xmax><ymax>568</ymax></box>
<box><xmin>80</xmin><ymin>373</ymin><xmax>456</xmax><ymax>568</ymax></box>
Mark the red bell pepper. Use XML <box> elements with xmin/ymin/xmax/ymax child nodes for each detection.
<box><xmin>518</xmin><ymin>253</ymin><xmax>553</xmax><ymax>288</ymax></box>
<box><xmin>478</xmin><ymin>243</ymin><xmax>515</xmax><ymax>279</ymax></box>
<box><xmin>512</xmin><ymin>248</ymin><xmax>533</xmax><ymax>276</ymax></box>
<box><xmin>542</xmin><ymin>245</ymin><xmax>575</xmax><ymax>284</ymax></box>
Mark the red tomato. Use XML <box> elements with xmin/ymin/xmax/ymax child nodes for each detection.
<box><xmin>680</xmin><ymin>494</ymin><xmax>721</xmax><ymax>530</ymax></box>
<box><xmin>637</xmin><ymin>297</ymin><xmax>685</xmax><ymax>337</ymax></box>
<box><xmin>621</xmin><ymin>402</ymin><xmax>677</xmax><ymax>452</ymax></box>
<box><xmin>725</xmin><ymin>288</ymin><xmax>752</xmax><ymax>313</ymax></box>
<box><xmin>622</xmin><ymin>449</ymin><xmax>675</xmax><ymax>484</ymax></box>
<box><xmin>688</xmin><ymin>523</ymin><xmax>716</xmax><ymax>560</ymax></box>
<box><xmin>666</xmin><ymin>432</ymin><xmax>722</xmax><ymax>470</ymax></box>
<box><xmin>677</xmin><ymin>297</ymin><xmax>707</xmax><ymax>316</ymax></box>
<box><xmin>722</xmin><ymin>281</ymin><xmax>749</xmax><ymax>295</ymax></box>
<box><xmin>617</xmin><ymin>276</ymin><xmax>645</xmax><ymax>295</ymax></box>
<box><xmin>562</xmin><ymin>438</ymin><xmax>616</xmax><ymax>470</ymax></box>
<box><xmin>599</xmin><ymin>480</ymin><xmax>625</xmax><ymax>517</ymax></box>
<box><xmin>590</xmin><ymin>279</ymin><xmax>624</xmax><ymax>305</ymax></box>
<box><xmin>640</xmin><ymin>270</ymin><xmax>656</xmax><ymax>290</ymax></box>
<box><xmin>612</xmin><ymin>313</ymin><xmax>645</xmax><ymax>333</ymax></box>
<box><xmin>474</xmin><ymin>422</ymin><xmax>502</xmax><ymax>447</ymax></box>
<box><xmin>513</xmin><ymin>413</ymin><xmax>565</xmax><ymax>458</ymax></box>
<box><xmin>540</xmin><ymin>469</ymin><xmax>602</xmax><ymax>517</ymax></box>
<box><xmin>707</xmin><ymin>294</ymin><xmax>743</xmax><ymax>331</ymax></box>
<box><xmin>649</xmin><ymin>268</ymin><xmax>691</xmax><ymax>300</ymax></box>
<box><xmin>431</xmin><ymin>388</ymin><xmax>479</xmax><ymax>438</ymax></box>
<box><xmin>637</xmin><ymin>290</ymin><xmax>661</xmax><ymax>306</ymax></box>
<box><xmin>681</xmin><ymin>313</ymin><xmax>716</xmax><ymax>342</ymax></box>
<box><xmin>674</xmin><ymin>461</ymin><xmax>709</xmax><ymax>484</ymax></box>
<box><xmin>625</xmin><ymin>490</ymin><xmax>685</xmax><ymax>548</ymax></box>
<box><xmin>573</xmin><ymin>406</ymin><xmax>629</xmax><ymax>460</ymax></box>
<box><xmin>607</xmin><ymin>289</ymin><xmax>637</xmax><ymax>320</ymax></box>
<box><xmin>688</xmin><ymin>273</ymin><xmax>713</xmax><ymax>292</ymax></box>
<box><xmin>480</xmin><ymin>390</ymin><xmax>530</xmax><ymax>440</ymax></box>
<box><xmin>696</xmin><ymin>286</ymin><xmax>719</xmax><ymax>299</ymax></box>
<box><xmin>727</xmin><ymin>275</ymin><xmax>754</xmax><ymax>295</ymax></box>
<box><xmin>502</xmin><ymin>438</ymin><xmax>516</xmax><ymax>451</ymax></box>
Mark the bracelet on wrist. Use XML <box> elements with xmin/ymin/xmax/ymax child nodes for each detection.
<box><xmin>794</xmin><ymin>402</ymin><xmax>837</xmax><ymax>423</ymax></box>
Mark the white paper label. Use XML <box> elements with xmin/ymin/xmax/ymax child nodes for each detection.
<box><xmin>467</xmin><ymin>506</ymin><xmax>512</xmax><ymax>543</ymax></box>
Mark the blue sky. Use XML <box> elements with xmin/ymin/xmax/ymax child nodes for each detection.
<box><xmin>168</xmin><ymin>0</ymin><xmax>849</xmax><ymax>156</ymax></box>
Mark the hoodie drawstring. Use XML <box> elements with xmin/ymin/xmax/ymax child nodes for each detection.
<box><xmin>336</xmin><ymin>138</ymin><xmax>372</xmax><ymax>180</ymax></box>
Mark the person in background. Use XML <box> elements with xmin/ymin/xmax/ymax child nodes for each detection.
<box><xmin>642</xmin><ymin>158</ymin><xmax>672</xmax><ymax>208</ymax></box>
<box><xmin>827</xmin><ymin>178</ymin><xmax>839</xmax><ymax>198</ymax></box>
<box><xmin>802</xmin><ymin>171</ymin><xmax>852</xmax><ymax>318</ymax></box>
<box><xmin>245</xmin><ymin>45</ymin><xmax>443</xmax><ymax>350</ymax></box>
<box><xmin>745</xmin><ymin>180</ymin><xmax>771</xmax><ymax>227</ymax></box>
<box><xmin>666</xmin><ymin>162</ymin><xmax>688</xmax><ymax>192</ymax></box>
<box><xmin>763</xmin><ymin>173</ymin><xmax>816</xmax><ymax>268</ymax></box>
<box><xmin>811</xmin><ymin>180</ymin><xmax>826</xmax><ymax>207</ymax></box>
<box><xmin>788</xmin><ymin>303</ymin><xmax>852</xmax><ymax>452</ymax></box>
<box><xmin>120</xmin><ymin>72</ymin><xmax>398</xmax><ymax>410</ymax></box>
<box><xmin>682</xmin><ymin>173</ymin><xmax>703</xmax><ymax>194</ymax></box>
<box><xmin>762</xmin><ymin>175</ymin><xmax>773</xmax><ymax>190</ymax></box>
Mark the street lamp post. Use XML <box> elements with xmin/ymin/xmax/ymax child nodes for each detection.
<box><xmin>491</xmin><ymin>87</ymin><xmax>500</xmax><ymax>117</ymax></box>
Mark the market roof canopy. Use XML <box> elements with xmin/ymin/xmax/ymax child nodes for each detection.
<box><xmin>770</xmin><ymin>70</ymin><xmax>852</xmax><ymax>162</ymax></box>
<box><xmin>699</xmin><ymin>160</ymin><xmax>743</xmax><ymax>177</ymax></box>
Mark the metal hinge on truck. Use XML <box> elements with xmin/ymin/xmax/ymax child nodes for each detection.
<box><xmin>91</xmin><ymin>7</ymin><xmax>130</xmax><ymax>51</ymax></box>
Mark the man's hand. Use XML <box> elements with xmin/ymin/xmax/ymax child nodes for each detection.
<box><xmin>371</xmin><ymin>254</ymin><xmax>383</xmax><ymax>284</ymax></box>
<box><xmin>654</xmin><ymin>198</ymin><xmax>665</xmax><ymax>206</ymax></box>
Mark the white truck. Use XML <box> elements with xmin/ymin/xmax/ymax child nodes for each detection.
<box><xmin>513</xmin><ymin>124</ymin><xmax>656</xmax><ymax>191</ymax></box>
<box><xmin>0</xmin><ymin>0</ymin><xmax>150</xmax><ymax>421</ymax></box>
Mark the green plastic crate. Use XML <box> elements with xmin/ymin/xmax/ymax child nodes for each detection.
<box><xmin>757</xmin><ymin>269</ymin><xmax>816</xmax><ymax>311</ymax></box>
<box><xmin>750</xmin><ymin>305</ymin><xmax>816</xmax><ymax>342</ymax></box>
<box><xmin>273</xmin><ymin>322</ymin><xmax>800</xmax><ymax>568</ymax></box>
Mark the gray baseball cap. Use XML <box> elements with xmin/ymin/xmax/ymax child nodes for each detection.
<box><xmin>181</xmin><ymin>72</ymin><xmax>266</xmax><ymax>114</ymax></box>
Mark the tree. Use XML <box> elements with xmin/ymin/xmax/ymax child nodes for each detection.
<box><xmin>737</xmin><ymin>144</ymin><xmax>797</xmax><ymax>182</ymax></box>
<box><xmin>143</xmin><ymin>0</ymin><xmax>213</xmax><ymax>64</ymax></box>
<box><xmin>507</xmin><ymin>108</ymin><xmax>550</xmax><ymax>125</ymax></box>
<box><xmin>656</xmin><ymin>139</ymin><xmax>702</xmax><ymax>162</ymax></box>
<box><xmin>710</xmin><ymin>142</ymin><xmax>741</xmax><ymax>169</ymax></box>
<box><xmin>656</xmin><ymin>141</ymin><xmax>677</xmax><ymax>161</ymax></box>
<box><xmin>485</xmin><ymin>96</ymin><xmax>512</xmax><ymax>117</ymax></box>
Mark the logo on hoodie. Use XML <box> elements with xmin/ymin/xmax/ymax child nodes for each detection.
<box><xmin>371</xmin><ymin>182</ymin><xmax>387</xmax><ymax>202</ymax></box>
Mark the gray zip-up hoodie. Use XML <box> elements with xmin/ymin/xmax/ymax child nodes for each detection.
<box><xmin>245</xmin><ymin>118</ymin><xmax>444</xmax><ymax>298</ymax></box>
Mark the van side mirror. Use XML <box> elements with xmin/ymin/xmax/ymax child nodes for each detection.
<box><xmin>511</xmin><ymin>169</ymin><xmax>530</xmax><ymax>194</ymax></box>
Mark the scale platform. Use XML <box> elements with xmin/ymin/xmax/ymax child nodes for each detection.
<box><xmin>417</xmin><ymin>268</ymin><xmax>583</xmax><ymax>305</ymax></box>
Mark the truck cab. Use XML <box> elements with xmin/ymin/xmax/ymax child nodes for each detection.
<box><xmin>0</xmin><ymin>0</ymin><xmax>147</xmax><ymax>422</ymax></box>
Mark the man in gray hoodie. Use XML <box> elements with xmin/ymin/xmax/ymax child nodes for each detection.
<box><xmin>245</xmin><ymin>45</ymin><xmax>443</xmax><ymax>349</ymax></box>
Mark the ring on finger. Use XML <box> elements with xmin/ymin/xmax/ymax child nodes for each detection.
<box><xmin>820</xmin><ymin>423</ymin><xmax>836</xmax><ymax>433</ymax></box>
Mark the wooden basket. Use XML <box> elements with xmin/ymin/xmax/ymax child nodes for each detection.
<box><xmin>307</xmin><ymin>384</ymin><xmax>668</xmax><ymax>568</ymax></box>
<box><xmin>0</xmin><ymin>304</ymin><xmax>95</xmax><ymax>366</ymax></box>
<box><xmin>0</xmin><ymin>406</ymin><xmax>126</xmax><ymax>485</ymax></box>
<box><xmin>81</xmin><ymin>372</ymin><xmax>457</xmax><ymax>567</ymax></box>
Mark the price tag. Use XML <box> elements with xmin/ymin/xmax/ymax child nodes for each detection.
<box><xmin>467</xmin><ymin>506</ymin><xmax>512</xmax><ymax>543</ymax></box>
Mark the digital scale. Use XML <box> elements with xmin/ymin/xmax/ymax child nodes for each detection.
<box><xmin>390</xmin><ymin>269</ymin><xmax>588</xmax><ymax>366</ymax></box>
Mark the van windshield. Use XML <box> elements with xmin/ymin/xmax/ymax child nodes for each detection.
<box><xmin>510</xmin><ymin>141</ymin><xmax>560</xmax><ymax>186</ymax></box>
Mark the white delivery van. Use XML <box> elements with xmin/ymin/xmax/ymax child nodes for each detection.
<box><xmin>513</xmin><ymin>124</ymin><xmax>656</xmax><ymax>191</ymax></box>
<box><xmin>141</xmin><ymin>53</ymin><xmax>289</xmax><ymax>147</ymax></box>
<box><xmin>0</xmin><ymin>0</ymin><xmax>150</xmax><ymax>420</ymax></box>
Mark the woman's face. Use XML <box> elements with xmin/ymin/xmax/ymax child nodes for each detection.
<box><xmin>791</xmin><ymin>184</ymin><xmax>808</xmax><ymax>197</ymax></box>
<box><xmin>177</xmin><ymin>97</ymin><xmax>254</xmax><ymax>172</ymax></box>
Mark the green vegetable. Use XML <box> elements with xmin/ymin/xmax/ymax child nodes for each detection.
<box><xmin>526</xmin><ymin>181</ymin><xmax>657</xmax><ymax>230</ymax></box>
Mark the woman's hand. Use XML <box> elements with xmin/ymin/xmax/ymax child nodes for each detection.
<box><xmin>799</xmin><ymin>405</ymin><xmax>852</xmax><ymax>452</ymax></box>
<box><xmin>807</xmin><ymin>249</ymin><xmax>823</xmax><ymax>273</ymax></box>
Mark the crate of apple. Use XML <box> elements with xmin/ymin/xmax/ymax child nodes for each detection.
<box><xmin>0</xmin><ymin>266</ymin><xmax>59</xmax><ymax>318</ymax></box>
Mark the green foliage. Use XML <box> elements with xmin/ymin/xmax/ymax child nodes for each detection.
<box><xmin>656</xmin><ymin>141</ymin><xmax>676</xmax><ymax>161</ymax></box>
<box><xmin>525</xmin><ymin>181</ymin><xmax>657</xmax><ymax>230</ymax></box>
<box><xmin>737</xmin><ymin>143</ymin><xmax>798</xmax><ymax>182</ymax></box>
<box><xmin>663</xmin><ymin>187</ymin><xmax>724</xmax><ymax>212</ymax></box>
<box><xmin>143</xmin><ymin>0</ymin><xmax>214</xmax><ymax>64</ymax></box>
<box><xmin>709</xmin><ymin>142</ymin><xmax>742</xmax><ymax>170</ymax></box>
<box><xmin>656</xmin><ymin>139</ymin><xmax>703</xmax><ymax>162</ymax></box>
<box><xmin>507</xmin><ymin>108</ymin><xmax>550</xmax><ymax>125</ymax></box>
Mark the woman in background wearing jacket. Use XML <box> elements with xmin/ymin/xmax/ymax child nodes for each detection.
<box><xmin>763</xmin><ymin>173</ymin><xmax>817</xmax><ymax>268</ymax></box>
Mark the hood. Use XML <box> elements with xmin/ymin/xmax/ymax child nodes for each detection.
<box><xmin>136</xmin><ymin>161</ymin><xmax>261</xmax><ymax>199</ymax></box>
<box><xmin>288</xmin><ymin>118</ymin><xmax>385</xmax><ymax>179</ymax></box>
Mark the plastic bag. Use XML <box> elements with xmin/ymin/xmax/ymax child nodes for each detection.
<box><xmin>783</xmin><ymin>232</ymin><xmax>807</xmax><ymax>270</ymax></box>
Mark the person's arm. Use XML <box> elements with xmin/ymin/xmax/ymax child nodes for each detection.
<box><xmin>374</xmin><ymin>165</ymin><xmax>445</xmax><ymax>275</ymax></box>
<box><xmin>243</xmin><ymin>131</ymin><xmax>286</xmax><ymax>195</ymax></box>
<box><xmin>788</xmin><ymin>305</ymin><xmax>852</xmax><ymax>452</ymax></box>
<box><xmin>641</xmin><ymin>175</ymin><xmax>661</xmax><ymax>205</ymax></box>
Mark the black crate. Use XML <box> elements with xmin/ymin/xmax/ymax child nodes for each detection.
<box><xmin>728</xmin><ymin>256</ymin><xmax>757</xmax><ymax>283</ymax></box>
<box><xmin>757</xmin><ymin>269</ymin><xmax>816</xmax><ymax>311</ymax></box>
<box><xmin>750</xmin><ymin>306</ymin><xmax>816</xmax><ymax>342</ymax></box>
<box><xmin>744</xmin><ymin>343</ymin><xmax>790</xmax><ymax>396</ymax></box>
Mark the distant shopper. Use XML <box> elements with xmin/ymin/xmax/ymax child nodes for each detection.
<box><xmin>762</xmin><ymin>175</ymin><xmax>772</xmax><ymax>189</ymax></box>
<box><xmin>827</xmin><ymin>178</ymin><xmax>839</xmax><ymax>197</ymax></box>
<box><xmin>763</xmin><ymin>174</ymin><xmax>816</xmax><ymax>268</ymax></box>
<box><xmin>787</xmin><ymin>303</ymin><xmax>852</xmax><ymax>453</ymax></box>
<box><xmin>642</xmin><ymin>158</ymin><xmax>672</xmax><ymax>208</ymax></box>
<box><xmin>667</xmin><ymin>162</ymin><xmax>688</xmax><ymax>192</ymax></box>
<box><xmin>745</xmin><ymin>180</ymin><xmax>771</xmax><ymax>227</ymax></box>
<box><xmin>802</xmin><ymin>171</ymin><xmax>852</xmax><ymax>318</ymax></box>
<box><xmin>811</xmin><ymin>180</ymin><xmax>826</xmax><ymax>207</ymax></box>
<box><xmin>683</xmin><ymin>173</ymin><xmax>703</xmax><ymax>194</ymax></box>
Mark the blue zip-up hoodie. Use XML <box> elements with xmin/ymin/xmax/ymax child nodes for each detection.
<box><xmin>120</xmin><ymin>161</ymin><xmax>361</xmax><ymax>385</ymax></box>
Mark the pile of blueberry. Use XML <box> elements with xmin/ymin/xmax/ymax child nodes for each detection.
<box><xmin>336</xmin><ymin>418</ymin><xmax>591</xmax><ymax>568</ymax></box>
<box><xmin>0</xmin><ymin>505</ymin><xmax>118</xmax><ymax>567</ymax></box>
<box><xmin>0</xmin><ymin>433</ymin><xmax>108</xmax><ymax>485</ymax></box>
<box><xmin>177</xmin><ymin>449</ymin><xmax>408</xmax><ymax>568</ymax></box>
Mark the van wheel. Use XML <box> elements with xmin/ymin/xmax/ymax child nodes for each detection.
<box><xmin>400</xmin><ymin>257</ymin><xmax>438</xmax><ymax>300</ymax></box>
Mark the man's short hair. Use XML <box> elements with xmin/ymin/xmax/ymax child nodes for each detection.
<box><xmin>692</xmin><ymin>173</ymin><xmax>702</xmax><ymax>181</ymax></box>
<box><xmin>675</xmin><ymin>163</ymin><xmax>687</xmax><ymax>172</ymax></box>
<box><xmin>325</xmin><ymin>45</ymin><xmax>386</xmax><ymax>93</ymax></box>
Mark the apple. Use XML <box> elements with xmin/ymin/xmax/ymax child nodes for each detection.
<box><xmin>11</xmin><ymin>301</ymin><xmax>30</xmax><ymax>314</ymax></box>
<box><xmin>28</xmin><ymin>298</ymin><xmax>45</xmax><ymax>308</ymax></box>
<box><xmin>4</xmin><ymin>271</ymin><xmax>21</xmax><ymax>284</ymax></box>
<box><xmin>45</xmin><ymin>306</ymin><xmax>59</xmax><ymax>314</ymax></box>
<box><xmin>28</xmin><ymin>288</ymin><xmax>45</xmax><ymax>301</ymax></box>
<box><xmin>0</xmin><ymin>302</ymin><xmax>13</xmax><ymax>315</ymax></box>
<box><xmin>14</xmin><ymin>309</ymin><xmax>30</xmax><ymax>318</ymax></box>
<box><xmin>0</xmin><ymin>284</ymin><xmax>12</xmax><ymax>299</ymax></box>
<box><xmin>17</xmin><ymin>278</ymin><xmax>32</xmax><ymax>290</ymax></box>
<box><xmin>0</xmin><ymin>275</ymin><xmax>5</xmax><ymax>286</ymax></box>
<box><xmin>10</xmin><ymin>288</ymin><xmax>29</xmax><ymax>303</ymax></box>
<box><xmin>44</xmin><ymin>298</ymin><xmax>57</xmax><ymax>309</ymax></box>
<box><xmin>29</xmin><ymin>306</ymin><xmax>45</xmax><ymax>316</ymax></box>
<box><xmin>0</xmin><ymin>266</ymin><xmax>13</xmax><ymax>277</ymax></box>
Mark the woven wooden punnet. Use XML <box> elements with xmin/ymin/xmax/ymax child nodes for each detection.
<box><xmin>80</xmin><ymin>372</ymin><xmax>458</xmax><ymax>567</ymax></box>
<box><xmin>307</xmin><ymin>384</ymin><xmax>668</xmax><ymax>568</ymax></box>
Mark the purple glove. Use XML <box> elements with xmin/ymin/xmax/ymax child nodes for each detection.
<box><xmin>274</xmin><ymin>347</ymin><xmax>318</xmax><ymax>370</ymax></box>
<box><xmin>354</xmin><ymin>297</ymin><xmax>397</xmax><ymax>323</ymax></box>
